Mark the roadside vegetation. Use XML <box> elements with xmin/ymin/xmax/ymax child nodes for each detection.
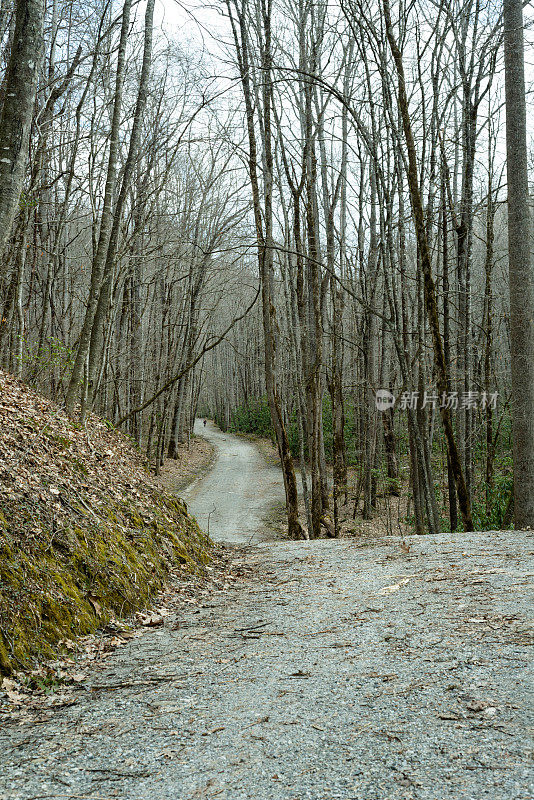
<box><xmin>0</xmin><ymin>0</ymin><xmax>531</xmax><ymax>538</ymax></box>
<box><xmin>217</xmin><ymin>396</ymin><xmax>514</xmax><ymax>534</ymax></box>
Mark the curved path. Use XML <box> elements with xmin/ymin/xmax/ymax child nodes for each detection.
<box><xmin>182</xmin><ymin>419</ymin><xmax>286</xmax><ymax>544</ymax></box>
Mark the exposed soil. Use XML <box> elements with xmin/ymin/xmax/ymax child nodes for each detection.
<box><xmin>159</xmin><ymin>434</ymin><xmax>216</xmax><ymax>494</ymax></box>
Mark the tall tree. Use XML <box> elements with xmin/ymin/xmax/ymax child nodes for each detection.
<box><xmin>0</xmin><ymin>0</ymin><xmax>44</xmax><ymax>260</ymax></box>
<box><xmin>65</xmin><ymin>0</ymin><xmax>133</xmax><ymax>414</ymax></box>
<box><xmin>227</xmin><ymin>0</ymin><xmax>305</xmax><ymax>539</ymax></box>
<box><xmin>85</xmin><ymin>0</ymin><xmax>156</xmax><ymax>415</ymax></box>
<box><xmin>382</xmin><ymin>0</ymin><xmax>474</xmax><ymax>531</ymax></box>
<box><xmin>503</xmin><ymin>0</ymin><xmax>534</xmax><ymax>528</ymax></box>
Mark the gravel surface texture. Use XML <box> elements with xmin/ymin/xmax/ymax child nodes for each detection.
<box><xmin>1</xmin><ymin>533</ymin><xmax>532</xmax><ymax>800</ymax></box>
<box><xmin>1</xmin><ymin>427</ymin><xmax>533</xmax><ymax>800</ymax></box>
<box><xmin>182</xmin><ymin>420</ymin><xmax>285</xmax><ymax>544</ymax></box>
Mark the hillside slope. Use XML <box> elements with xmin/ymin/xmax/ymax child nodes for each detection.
<box><xmin>0</xmin><ymin>371</ymin><xmax>211</xmax><ymax>675</ymax></box>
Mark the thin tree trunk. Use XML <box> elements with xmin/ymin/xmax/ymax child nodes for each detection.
<box><xmin>383</xmin><ymin>0</ymin><xmax>473</xmax><ymax>531</ymax></box>
<box><xmin>363</xmin><ymin>167</ymin><xmax>379</xmax><ymax>520</ymax></box>
<box><xmin>85</xmin><ymin>0</ymin><xmax>156</xmax><ymax>414</ymax></box>
<box><xmin>65</xmin><ymin>0</ymin><xmax>133</xmax><ymax>414</ymax></box>
<box><xmin>13</xmin><ymin>224</ymin><xmax>27</xmax><ymax>377</ymax></box>
<box><xmin>441</xmin><ymin>169</ymin><xmax>458</xmax><ymax>531</ymax></box>
<box><xmin>227</xmin><ymin>0</ymin><xmax>304</xmax><ymax>539</ymax></box>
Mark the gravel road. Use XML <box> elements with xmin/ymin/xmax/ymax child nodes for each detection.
<box><xmin>182</xmin><ymin>420</ymin><xmax>285</xmax><ymax>544</ymax></box>
<box><xmin>1</xmin><ymin>427</ymin><xmax>533</xmax><ymax>800</ymax></box>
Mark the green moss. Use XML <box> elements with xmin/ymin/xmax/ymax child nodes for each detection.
<box><xmin>0</xmin><ymin>630</ymin><xmax>12</xmax><ymax>674</ymax></box>
<box><xmin>46</xmin><ymin>433</ymin><xmax>72</xmax><ymax>450</ymax></box>
<box><xmin>71</xmin><ymin>459</ymin><xmax>89</xmax><ymax>476</ymax></box>
<box><xmin>0</xmin><ymin>488</ymin><xmax>212</xmax><ymax>676</ymax></box>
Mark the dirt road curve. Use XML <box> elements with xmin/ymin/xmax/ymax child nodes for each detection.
<box><xmin>183</xmin><ymin>420</ymin><xmax>285</xmax><ymax>544</ymax></box>
<box><xmin>0</xmin><ymin>427</ymin><xmax>532</xmax><ymax>800</ymax></box>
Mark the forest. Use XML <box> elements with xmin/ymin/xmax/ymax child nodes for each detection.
<box><xmin>1</xmin><ymin>1</ymin><xmax>533</xmax><ymax>796</ymax></box>
<box><xmin>0</xmin><ymin>0</ymin><xmax>532</xmax><ymax>541</ymax></box>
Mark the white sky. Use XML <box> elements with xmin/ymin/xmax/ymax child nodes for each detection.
<box><xmin>153</xmin><ymin>0</ymin><xmax>533</xmax><ymax>178</ymax></box>
<box><xmin>155</xmin><ymin>0</ymin><xmax>229</xmax><ymax>56</ymax></box>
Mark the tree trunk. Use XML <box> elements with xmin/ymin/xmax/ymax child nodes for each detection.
<box><xmin>441</xmin><ymin>171</ymin><xmax>458</xmax><ymax>531</ymax></box>
<box><xmin>85</xmin><ymin>0</ymin><xmax>156</xmax><ymax>414</ymax></box>
<box><xmin>503</xmin><ymin>0</ymin><xmax>534</xmax><ymax>528</ymax></box>
<box><xmin>13</xmin><ymin>223</ymin><xmax>27</xmax><ymax>377</ymax></box>
<box><xmin>383</xmin><ymin>0</ymin><xmax>473</xmax><ymax>531</ymax></box>
<box><xmin>227</xmin><ymin>0</ymin><xmax>304</xmax><ymax>539</ymax></box>
<box><xmin>65</xmin><ymin>0</ymin><xmax>133</xmax><ymax>414</ymax></box>
<box><xmin>0</xmin><ymin>0</ymin><xmax>44</xmax><ymax>264</ymax></box>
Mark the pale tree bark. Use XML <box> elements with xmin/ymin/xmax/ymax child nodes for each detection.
<box><xmin>65</xmin><ymin>0</ymin><xmax>133</xmax><ymax>414</ymax></box>
<box><xmin>503</xmin><ymin>0</ymin><xmax>534</xmax><ymax>528</ymax></box>
<box><xmin>383</xmin><ymin>0</ymin><xmax>474</xmax><ymax>531</ymax></box>
<box><xmin>85</xmin><ymin>0</ymin><xmax>156</xmax><ymax>415</ymax></box>
<box><xmin>0</xmin><ymin>0</ymin><xmax>44</xmax><ymax>263</ymax></box>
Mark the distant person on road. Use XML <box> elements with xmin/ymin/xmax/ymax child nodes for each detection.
<box><xmin>203</xmin><ymin>419</ymin><xmax>207</xmax><ymax>427</ymax></box>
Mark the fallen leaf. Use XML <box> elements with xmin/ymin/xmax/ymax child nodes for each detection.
<box><xmin>2</xmin><ymin>679</ymin><xmax>25</xmax><ymax>704</ymax></box>
<box><xmin>378</xmin><ymin>577</ymin><xmax>411</xmax><ymax>595</ymax></box>
<box><xmin>88</xmin><ymin>595</ymin><xmax>102</xmax><ymax>616</ymax></box>
<box><xmin>140</xmin><ymin>614</ymin><xmax>165</xmax><ymax>627</ymax></box>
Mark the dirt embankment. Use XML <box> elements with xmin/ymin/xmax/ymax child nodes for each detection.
<box><xmin>0</xmin><ymin>371</ymin><xmax>211</xmax><ymax>675</ymax></box>
<box><xmin>158</xmin><ymin>434</ymin><xmax>216</xmax><ymax>494</ymax></box>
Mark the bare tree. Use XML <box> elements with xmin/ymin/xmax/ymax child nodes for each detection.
<box><xmin>226</xmin><ymin>0</ymin><xmax>305</xmax><ymax>539</ymax></box>
<box><xmin>65</xmin><ymin>0</ymin><xmax>133</xmax><ymax>414</ymax></box>
<box><xmin>382</xmin><ymin>0</ymin><xmax>474</xmax><ymax>531</ymax></box>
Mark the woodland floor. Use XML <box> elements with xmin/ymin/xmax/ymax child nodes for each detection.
<box><xmin>0</xmin><ymin>424</ymin><xmax>533</xmax><ymax>800</ymax></box>
<box><xmin>159</xmin><ymin>435</ymin><xmax>216</xmax><ymax>494</ymax></box>
<box><xmin>239</xmin><ymin>430</ymin><xmax>413</xmax><ymax>541</ymax></box>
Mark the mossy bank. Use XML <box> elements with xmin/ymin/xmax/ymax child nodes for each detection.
<box><xmin>0</xmin><ymin>371</ymin><xmax>211</xmax><ymax>676</ymax></box>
